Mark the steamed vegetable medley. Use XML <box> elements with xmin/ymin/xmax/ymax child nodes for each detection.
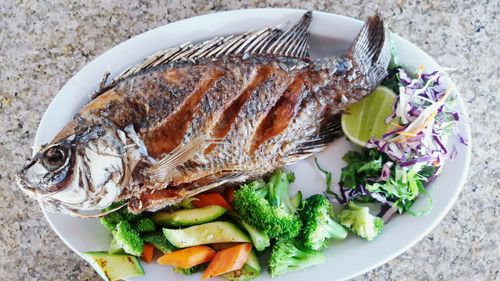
<box><xmin>84</xmin><ymin>65</ymin><xmax>464</xmax><ymax>280</ymax></box>
<box><xmin>86</xmin><ymin>170</ymin><xmax>362</xmax><ymax>280</ymax></box>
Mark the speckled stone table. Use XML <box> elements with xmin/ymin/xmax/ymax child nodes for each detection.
<box><xmin>0</xmin><ymin>1</ymin><xmax>498</xmax><ymax>280</ymax></box>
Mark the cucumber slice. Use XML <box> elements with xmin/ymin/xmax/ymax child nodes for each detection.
<box><xmin>152</xmin><ymin>205</ymin><xmax>227</xmax><ymax>227</ymax></box>
<box><xmin>244</xmin><ymin>249</ymin><xmax>261</xmax><ymax>271</ymax></box>
<box><xmin>290</xmin><ymin>191</ymin><xmax>303</xmax><ymax>209</ymax></box>
<box><xmin>235</xmin><ymin>218</ymin><xmax>270</xmax><ymax>251</ymax></box>
<box><xmin>107</xmin><ymin>237</ymin><xmax>125</xmax><ymax>254</ymax></box>
<box><xmin>163</xmin><ymin>221</ymin><xmax>251</xmax><ymax>248</ymax></box>
<box><xmin>83</xmin><ymin>251</ymin><xmax>144</xmax><ymax>281</ymax></box>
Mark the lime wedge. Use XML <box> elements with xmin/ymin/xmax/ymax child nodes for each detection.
<box><xmin>341</xmin><ymin>86</ymin><xmax>397</xmax><ymax>147</ymax></box>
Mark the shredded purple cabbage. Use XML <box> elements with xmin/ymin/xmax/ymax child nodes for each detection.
<box><xmin>368</xmin><ymin>69</ymin><xmax>466</xmax><ymax>175</ymax></box>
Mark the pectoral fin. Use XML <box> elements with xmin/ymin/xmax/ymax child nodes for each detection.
<box><xmin>146</xmin><ymin>135</ymin><xmax>221</xmax><ymax>182</ymax></box>
<box><xmin>128</xmin><ymin>173</ymin><xmax>246</xmax><ymax>213</ymax></box>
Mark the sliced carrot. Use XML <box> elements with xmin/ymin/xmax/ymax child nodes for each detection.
<box><xmin>193</xmin><ymin>193</ymin><xmax>232</xmax><ymax>210</ymax></box>
<box><xmin>157</xmin><ymin>246</ymin><xmax>215</xmax><ymax>269</ymax></box>
<box><xmin>224</xmin><ymin>187</ymin><xmax>236</xmax><ymax>205</ymax></box>
<box><xmin>202</xmin><ymin>243</ymin><xmax>252</xmax><ymax>279</ymax></box>
<box><xmin>142</xmin><ymin>243</ymin><xmax>155</xmax><ymax>263</ymax></box>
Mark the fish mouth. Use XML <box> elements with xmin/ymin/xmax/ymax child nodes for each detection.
<box><xmin>15</xmin><ymin>172</ymin><xmax>62</xmax><ymax>202</ymax></box>
<box><xmin>15</xmin><ymin>168</ymin><xmax>71</xmax><ymax>198</ymax></box>
<box><xmin>16</xmin><ymin>151</ymin><xmax>75</xmax><ymax>197</ymax></box>
<box><xmin>16</xmin><ymin>171</ymin><xmax>39</xmax><ymax>196</ymax></box>
<box><xmin>16</xmin><ymin>157</ymin><xmax>48</xmax><ymax>195</ymax></box>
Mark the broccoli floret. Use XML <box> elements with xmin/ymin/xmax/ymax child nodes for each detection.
<box><xmin>268</xmin><ymin>239</ymin><xmax>325</xmax><ymax>277</ymax></box>
<box><xmin>121</xmin><ymin>210</ymin><xmax>142</xmax><ymax>223</ymax></box>
<box><xmin>173</xmin><ymin>264</ymin><xmax>206</xmax><ymax>275</ymax></box>
<box><xmin>242</xmin><ymin>179</ymin><xmax>267</xmax><ymax>196</ymax></box>
<box><xmin>233</xmin><ymin>184</ymin><xmax>281</xmax><ymax>237</ymax></box>
<box><xmin>99</xmin><ymin>202</ymin><xmax>142</xmax><ymax>232</ymax></box>
<box><xmin>99</xmin><ymin>211</ymin><xmax>123</xmax><ymax>232</ymax></box>
<box><xmin>135</xmin><ymin>218</ymin><xmax>156</xmax><ymax>233</ymax></box>
<box><xmin>272</xmin><ymin>207</ymin><xmax>302</xmax><ymax>240</ymax></box>
<box><xmin>228</xmin><ymin>211</ymin><xmax>270</xmax><ymax>251</ymax></box>
<box><xmin>267</xmin><ymin>170</ymin><xmax>297</xmax><ymax>213</ymax></box>
<box><xmin>112</xmin><ymin>221</ymin><xmax>144</xmax><ymax>256</ymax></box>
<box><xmin>338</xmin><ymin>201</ymin><xmax>384</xmax><ymax>241</ymax></box>
<box><xmin>142</xmin><ymin>232</ymin><xmax>176</xmax><ymax>253</ymax></box>
<box><xmin>233</xmin><ymin>170</ymin><xmax>301</xmax><ymax>240</ymax></box>
<box><xmin>299</xmin><ymin>195</ymin><xmax>348</xmax><ymax>250</ymax></box>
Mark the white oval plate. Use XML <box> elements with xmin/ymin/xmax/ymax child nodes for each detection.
<box><xmin>35</xmin><ymin>8</ymin><xmax>471</xmax><ymax>281</ymax></box>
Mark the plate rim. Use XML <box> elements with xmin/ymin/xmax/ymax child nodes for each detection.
<box><xmin>35</xmin><ymin>8</ymin><xmax>472</xmax><ymax>281</ymax></box>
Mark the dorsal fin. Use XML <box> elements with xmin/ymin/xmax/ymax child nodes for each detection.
<box><xmin>94</xmin><ymin>11</ymin><xmax>313</xmax><ymax>97</ymax></box>
<box><xmin>264</xmin><ymin>10</ymin><xmax>312</xmax><ymax>57</ymax></box>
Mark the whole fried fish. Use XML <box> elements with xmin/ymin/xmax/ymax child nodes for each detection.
<box><xmin>16</xmin><ymin>12</ymin><xmax>390</xmax><ymax>216</ymax></box>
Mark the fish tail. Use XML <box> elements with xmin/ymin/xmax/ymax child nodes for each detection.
<box><xmin>312</xmin><ymin>13</ymin><xmax>390</xmax><ymax>85</ymax></box>
<box><xmin>290</xmin><ymin>15</ymin><xmax>391</xmax><ymax>159</ymax></box>
<box><xmin>349</xmin><ymin>13</ymin><xmax>391</xmax><ymax>85</ymax></box>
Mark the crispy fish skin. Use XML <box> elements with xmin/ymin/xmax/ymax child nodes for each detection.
<box><xmin>16</xmin><ymin>12</ymin><xmax>390</xmax><ymax>216</ymax></box>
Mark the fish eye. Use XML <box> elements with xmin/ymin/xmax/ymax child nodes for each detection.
<box><xmin>42</xmin><ymin>146</ymin><xmax>67</xmax><ymax>170</ymax></box>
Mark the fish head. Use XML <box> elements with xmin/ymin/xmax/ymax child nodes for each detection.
<box><xmin>16</xmin><ymin>122</ymin><xmax>129</xmax><ymax>215</ymax></box>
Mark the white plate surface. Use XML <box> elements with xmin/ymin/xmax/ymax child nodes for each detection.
<box><xmin>35</xmin><ymin>8</ymin><xmax>471</xmax><ymax>281</ymax></box>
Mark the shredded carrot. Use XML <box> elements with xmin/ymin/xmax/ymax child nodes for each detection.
<box><xmin>390</xmin><ymin>122</ymin><xmax>403</xmax><ymax>128</ymax></box>
<box><xmin>396</xmin><ymin>131</ymin><xmax>417</xmax><ymax>137</ymax></box>
<box><xmin>409</xmin><ymin>111</ymin><xmax>437</xmax><ymax>135</ymax></box>
<box><xmin>390</xmin><ymin>135</ymin><xmax>406</xmax><ymax>143</ymax></box>
<box><xmin>417</xmin><ymin>64</ymin><xmax>425</xmax><ymax>79</ymax></box>
<box><xmin>438</xmin><ymin>86</ymin><xmax>454</xmax><ymax>103</ymax></box>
